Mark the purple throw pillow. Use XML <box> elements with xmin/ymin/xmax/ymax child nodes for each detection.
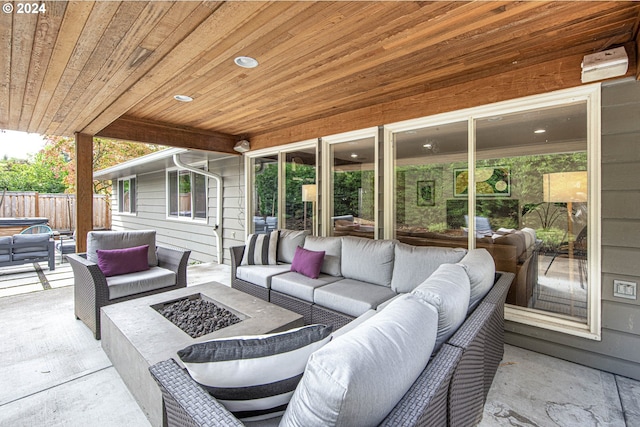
<box><xmin>290</xmin><ymin>246</ymin><xmax>325</xmax><ymax>279</ymax></box>
<box><xmin>96</xmin><ymin>244</ymin><xmax>150</xmax><ymax>277</ymax></box>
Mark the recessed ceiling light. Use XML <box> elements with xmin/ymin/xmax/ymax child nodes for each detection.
<box><xmin>234</xmin><ymin>56</ymin><xmax>259</xmax><ymax>69</ymax></box>
<box><xmin>350</xmin><ymin>153</ymin><xmax>358</xmax><ymax>158</ymax></box>
<box><xmin>174</xmin><ymin>95</ymin><xmax>193</xmax><ymax>102</ymax></box>
<box><xmin>534</xmin><ymin>128</ymin><xmax>546</xmax><ymax>134</ymax></box>
<box><xmin>423</xmin><ymin>143</ymin><xmax>433</xmax><ymax>149</ymax></box>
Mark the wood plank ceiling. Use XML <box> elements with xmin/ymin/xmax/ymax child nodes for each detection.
<box><xmin>2</xmin><ymin>1</ymin><xmax>639</xmax><ymax>153</ymax></box>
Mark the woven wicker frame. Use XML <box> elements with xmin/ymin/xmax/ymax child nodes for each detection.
<box><xmin>311</xmin><ymin>304</ymin><xmax>356</xmax><ymax>330</ymax></box>
<box><xmin>68</xmin><ymin>246</ymin><xmax>190</xmax><ymax>340</ymax></box>
<box><xmin>270</xmin><ymin>290</ymin><xmax>313</xmax><ymax>325</ymax></box>
<box><xmin>149</xmin><ymin>272</ymin><xmax>515</xmax><ymax>427</ymax></box>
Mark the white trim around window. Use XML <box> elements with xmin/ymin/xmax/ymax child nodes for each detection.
<box><xmin>384</xmin><ymin>84</ymin><xmax>602</xmax><ymax>340</ymax></box>
<box><xmin>166</xmin><ymin>162</ymin><xmax>208</xmax><ymax>222</ymax></box>
<box><xmin>117</xmin><ymin>175</ymin><xmax>137</xmax><ymax>215</ymax></box>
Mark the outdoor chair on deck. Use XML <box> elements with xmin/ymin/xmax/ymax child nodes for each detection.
<box><xmin>55</xmin><ymin>231</ymin><xmax>76</xmax><ymax>264</ymax></box>
<box><xmin>68</xmin><ymin>230</ymin><xmax>190</xmax><ymax>339</ymax></box>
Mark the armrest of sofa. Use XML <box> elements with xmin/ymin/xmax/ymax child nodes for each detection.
<box><xmin>67</xmin><ymin>253</ymin><xmax>109</xmax><ymax>294</ymax></box>
<box><xmin>229</xmin><ymin>245</ymin><xmax>245</xmax><ymax>279</ymax></box>
<box><xmin>483</xmin><ymin>271</ymin><xmax>515</xmax><ymax>306</ymax></box>
<box><xmin>380</xmin><ymin>343</ymin><xmax>462</xmax><ymax>427</ymax></box>
<box><xmin>157</xmin><ymin>246</ymin><xmax>191</xmax><ymax>287</ymax></box>
<box><xmin>149</xmin><ymin>359</ymin><xmax>244</xmax><ymax>427</ymax></box>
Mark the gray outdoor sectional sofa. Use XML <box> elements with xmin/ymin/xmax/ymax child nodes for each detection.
<box><xmin>149</xmin><ymin>231</ymin><xmax>514</xmax><ymax>426</ymax></box>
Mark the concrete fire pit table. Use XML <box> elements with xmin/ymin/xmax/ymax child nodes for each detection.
<box><xmin>100</xmin><ymin>282</ymin><xmax>304</xmax><ymax>427</ymax></box>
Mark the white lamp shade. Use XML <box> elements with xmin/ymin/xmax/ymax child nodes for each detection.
<box><xmin>302</xmin><ymin>184</ymin><xmax>317</xmax><ymax>202</ymax></box>
<box><xmin>543</xmin><ymin>171</ymin><xmax>588</xmax><ymax>203</ymax></box>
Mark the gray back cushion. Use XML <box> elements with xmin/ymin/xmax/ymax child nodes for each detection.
<box><xmin>411</xmin><ymin>263</ymin><xmax>470</xmax><ymax>351</ymax></box>
<box><xmin>0</xmin><ymin>236</ymin><xmax>12</xmax><ymax>255</ymax></box>
<box><xmin>281</xmin><ymin>293</ymin><xmax>438</xmax><ymax>426</ymax></box>
<box><xmin>341</xmin><ymin>236</ymin><xmax>395</xmax><ymax>287</ymax></box>
<box><xmin>277</xmin><ymin>230</ymin><xmax>308</xmax><ymax>264</ymax></box>
<box><xmin>458</xmin><ymin>248</ymin><xmax>496</xmax><ymax>313</ymax></box>
<box><xmin>303</xmin><ymin>236</ymin><xmax>342</xmax><ymax>276</ymax></box>
<box><xmin>12</xmin><ymin>233</ymin><xmax>50</xmax><ymax>253</ymax></box>
<box><xmin>87</xmin><ymin>230</ymin><xmax>157</xmax><ymax>266</ymax></box>
<box><xmin>391</xmin><ymin>243</ymin><xmax>467</xmax><ymax>293</ymax></box>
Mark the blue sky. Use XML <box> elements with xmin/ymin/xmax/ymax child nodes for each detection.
<box><xmin>0</xmin><ymin>131</ymin><xmax>48</xmax><ymax>160</ymax></box>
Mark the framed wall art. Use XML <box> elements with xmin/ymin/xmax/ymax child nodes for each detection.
<box><xmin>454</xmin><ymin>166</ymin><xmax>510</xmax><ymax>197</ymax></box>
<box><xmin>417</xmin><ymin>180</ymin><xmax>435</xmax><ymax>206</ymax></box>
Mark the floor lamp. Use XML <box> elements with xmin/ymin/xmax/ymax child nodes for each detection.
<box><xmin>302</xmin><ymin>184</ymin><xmax>317</xmax><ymax>233</ymax></box>
<box><xmin>543</xmin><ymin>171</ymin><xmax>588</xmax><ymax>295</ymax></box>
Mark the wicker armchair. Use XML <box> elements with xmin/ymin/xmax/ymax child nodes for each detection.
<box><xmin>68</xmin><ymin>231</ymin><xmax>190</xmax><ymax>340</ymax></box>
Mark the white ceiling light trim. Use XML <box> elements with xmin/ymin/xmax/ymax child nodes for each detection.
<box><xmin>174</xmin><ymin>95</ymin><xmax>193</xmax><ymax>102</ymax></box>
<box><xmin>234</xmin><ymin>56</ymin><xmax>259</xmax><ymax>69</ymax></box>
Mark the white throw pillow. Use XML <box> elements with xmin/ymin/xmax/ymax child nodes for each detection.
<box><xmin>280</xmin><ymin>294</ymin><xmax>438</xmax><ymax>426</ymax></box>
<box><xmin>178</xmin><ymin>324</ymin><xmax>332</xmax><ymax>422</ymax></box>
<box><xmin>241</xmin><ymin>230</ymin><xmax>280</xmax><ymax>266</ymax></box>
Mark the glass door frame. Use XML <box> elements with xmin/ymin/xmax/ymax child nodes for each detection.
<box><xmin>321</xmin><ymin>127</ymin><xmax>380</xmax><ymax>238</ymax></box>
<box><xmin>384</xmin><ymin>84</ymin><xmax>602</xmax><ymax>340</ymax></box>
<box><xmin>244</xmin><ymin>139</ymin><xmax>319</xmax><ymax>238</ymax></box>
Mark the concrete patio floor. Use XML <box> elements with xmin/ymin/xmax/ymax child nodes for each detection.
<box><xmin>0</xmin><ymin>261</ymin><xmax>638</xmax><ymax>426</ymax></box>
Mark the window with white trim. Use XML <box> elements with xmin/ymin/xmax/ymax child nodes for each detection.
<box><xmin>167</xmin><ymin>167</ymin><xmax>207</xmax><ymax>220</ymax></box>
<box><xmin>118</xmin><ymin>176</ymin><xmax>136</xmax><ymax>214</ymax></box>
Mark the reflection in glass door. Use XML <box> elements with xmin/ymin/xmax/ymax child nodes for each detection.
<box><xmin>392</xmin><ymin>121</ymin><xmax>468</xmax><ymax>242</ymax></box>
<box><xmin>284</xmin><ymin>148</ymin><xmax>317</xmax><ymax>232</ymax></box>
<box><xmin>475</xmin><ymin>103</ymin><xmax>588</xmax><ymax>321</ymax></box>
<box><xmin>251</xmin><ymin>155</ymin><xmax>278</xmax><ymax>234</ymax></box>
<box><xmin>328</xmin><ymin>136</ymin><xmax>376</xmax><ymax>238</ymax></box>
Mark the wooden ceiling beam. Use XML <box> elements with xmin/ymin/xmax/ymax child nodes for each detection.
<box><xmin>96</xmin><ymin>117</ymin><xmax>239</xmax><ymax>154</ymax></box>
<box><xmin>249</xmin><ymin>48</ymin><xmax>636</xmax><ymax>151</ymax></box>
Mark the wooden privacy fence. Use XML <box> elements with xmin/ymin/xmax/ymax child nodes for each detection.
<box><xmin>0</xmin><ymin>192</ymin><xmax>111</xmax><ymax>231</ymax></box>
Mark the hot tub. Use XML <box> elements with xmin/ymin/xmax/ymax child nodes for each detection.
<box><xmin>0</xmin><ymin>217</ymin><xmax>48</xmax><ymax>236</ymax></box>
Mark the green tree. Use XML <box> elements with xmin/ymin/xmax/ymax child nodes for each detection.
<box><xmin>0</xmin><ymin>151</ymin><xmax>67</xmax><ymax>192</ymax></box>
<box><xmin>42</xmin><ymin>136</ymin><xmax>165</xmax><ymax>194</ymax></box>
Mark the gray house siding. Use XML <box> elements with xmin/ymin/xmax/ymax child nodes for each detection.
<box><xmin>505</xmin><ymin>79</ymin><xmax>640</xmax><ymax>381</ymax></box>
<box><xmin>111</xmin><ymin>156</ymin><xmax>245</xmax><ymax>265</ymax></box>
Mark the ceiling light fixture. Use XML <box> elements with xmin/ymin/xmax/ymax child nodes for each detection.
<box><xmin>350</xmin><ymin>153</ymin><xmax>358</xmax><ymax>158</ymax></box>
<box><xmin>234</xmin><ymin>56</ymin><xmax>259</xmax><ymax>69</ymax></box>
<box><xmin>174</xmin><ymin>95</ymin><xmax>193</xmax><ymax>102</ymax></box>
<box><xmin>534</xmin><ymin>129</ymin><xmax>546</xmax><ymax>134</ymax></box>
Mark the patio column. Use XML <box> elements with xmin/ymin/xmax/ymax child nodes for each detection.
<box><xmin>75</xmin><ymin>133</ymin><xmax>94</xmax><ymax>253</ymax></box>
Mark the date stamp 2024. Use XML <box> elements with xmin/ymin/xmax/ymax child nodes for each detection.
<box><xmin>3</xmin><ymin>2</ymin><xmax>47</xmax><ymax>14</ymax></box>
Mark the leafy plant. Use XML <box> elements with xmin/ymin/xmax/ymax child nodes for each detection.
<box><xmin>522</xmin><ymin>202</ymin><xmax>565</xmax><ymax>230</ymax></box>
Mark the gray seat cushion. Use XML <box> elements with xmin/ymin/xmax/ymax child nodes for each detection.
<box><xmin>313</xmin><ymin>278</ymin><xmax>397</xmax><ymax>318</ymax></box>
<box><xmin>277</xmin><ymin>230</ymin><xmax>308</xmax><ymax>264</ymax></box>
<box><xmin>12</xmin><ymin>234</ymin><xmax>50</xmax><ymax>253</ymax></box>
<box><xmin>391</xmin><ymin>242</ymin><xmax>467</xmax><ymax>293</ymax></box>
<box><xmin>106</xmin><ymin>266</ymin><xmax>176</xmax><ymax>300</ymax></box>
<box><xmin>281</xmin><ymin>293</ymin><xmax>438</xmax><ymax>426</ymax></box>
<box><xmin>303</xmin><ymin>236</ymin><xmax>342</xmax><ymax>276</ymax></box>
<box><xmin>412</xmin><ymin>263</ymin><xmax>470</xmax><ymax>351</ymax></box>
<box><xmin>271</xmin><ymin>272</ymin><xmax>342</xmax><ymax>302</ymax></box>
<box><xmin>236</xmin><ymin>264</ymin><xmax>292</xmax><ymax>289</ymax></box>
<box><xmin>458</xmin><ymin>248</ymin><xmax>496</xmax><ymax>312</ymax></box>
<box><xmin>341</xmin><ymin>236</ymin><xmax>395</xmax><ymax>287</ymax></box>
<box><xmin>87</xmin><ymin>230</ymin><xmax>158</xmax><ymax>266</ymax></box>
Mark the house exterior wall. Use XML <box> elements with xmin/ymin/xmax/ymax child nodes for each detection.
<box><xmin>110</xmin><ymin>156</ymin><xmax>245</xmax><ymax>265</ymax></box>
<box><xmin>504</xmin><ymin>78</ymin><xmax>640</xmax><ymax>381</ymax></box>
